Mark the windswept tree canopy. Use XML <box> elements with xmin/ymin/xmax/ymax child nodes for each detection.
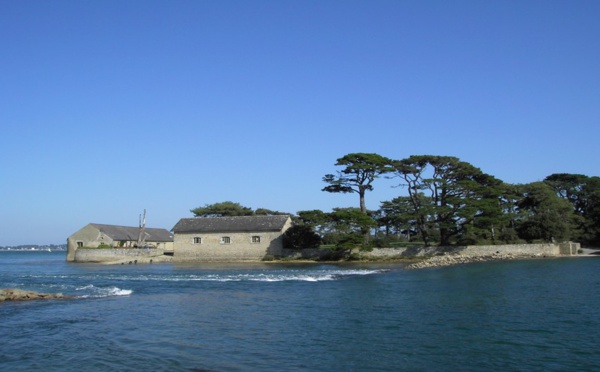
<box><xmin>389</xmin><ymin>155</ymin><xmax>505</xmax><ymax>246</ymax></box>
<box><xmin>322</xmin><ymin>153</ymin><xmax>393</xmax><ymax>213</ymax></box>
<box><xmin>544</xmin><ymin>173</ymin><xmax>600</xmax><ymax>216</ymax></box>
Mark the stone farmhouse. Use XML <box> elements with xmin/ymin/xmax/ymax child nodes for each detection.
<box><xmin>66</xmin><ymin>223</ymin><xmax>174</xmax><ymax>262</ymax></box>
<box><xmin>171</xmin><ymin>215</ymin><xmax>293</xmax><ymax>261</ymax></box>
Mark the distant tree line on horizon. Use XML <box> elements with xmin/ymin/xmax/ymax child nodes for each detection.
<box><xmin>191</xmin><ymin>153</ymin><xmax>600</xmax><ymax>249</ymax></box>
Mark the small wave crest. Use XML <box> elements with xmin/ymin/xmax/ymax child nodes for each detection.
<box><xmin>168</xmin><ymin>269</ymin><xmax>387</xmax><ymax>283</ymax></box>
<box><xmin>62</xmin><ymin>269</ymin><xmax>388</xmax><ymax>286</ymax></box>
<box><xmin>75</xmin><ymin>284</ymin><xmax>133</xmax><ymax>298</ymax></box>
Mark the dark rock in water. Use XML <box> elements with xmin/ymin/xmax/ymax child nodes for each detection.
<box><xmin>0</xmin><ymin>288</ymin><xmax>73</xmax><ymax>302</ymax></box>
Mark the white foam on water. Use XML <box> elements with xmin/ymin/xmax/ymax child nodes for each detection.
<box><xmin>75</xmin><ymin>284</ymin><xmax>133</xmax><ymax>298</ymax></box>
<box><xmin>165</xmin><ymin>269</ymin><xmax>388</xmax><ymax>283</ymax></box>
<box><xmin>64</xmin><ymin>269</ymin><xmax>388</xmax><ymax>286</ymax></box>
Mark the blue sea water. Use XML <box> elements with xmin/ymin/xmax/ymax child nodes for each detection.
<box><xmin>1</xmin><ymin>251</ymin><xmax>599</xmax><ymax>371</ymax></box>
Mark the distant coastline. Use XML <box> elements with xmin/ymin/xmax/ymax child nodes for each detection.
<box><xmin>0</xmin><ymin>244</ymin><xmax>66</xmax><ymax>252</ymax></box>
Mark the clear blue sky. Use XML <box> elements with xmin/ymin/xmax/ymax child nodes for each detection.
<box><xmin>1</xmin><ymin>1</ymin><xmax>598</xmax><ymax>245</ymax></box>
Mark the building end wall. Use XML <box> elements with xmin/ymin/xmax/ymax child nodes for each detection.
<box><xmin>559</xmin><ymin>242</ymin><xmax>580</xmax><ymax>256</ymax></box>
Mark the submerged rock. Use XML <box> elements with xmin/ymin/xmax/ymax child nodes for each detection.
<box><xmin>0</xmin><ymin>288</ymin><xmax>73</xmax><ymax>302</ymax></box>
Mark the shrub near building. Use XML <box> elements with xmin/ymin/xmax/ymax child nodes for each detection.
<box><xmin>283</xmin><ymin>225</ymin><xmax>321</xmax><ymax>249</ymax></box>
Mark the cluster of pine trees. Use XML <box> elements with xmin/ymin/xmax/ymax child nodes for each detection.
<box><xmin>316</xmin><ymin>153</ymin><xmax>600</xmax><ymax>248</ymax></box>
<box><xmin>191</xmin><ymin>153</ymin><xmax>600</xmax><ymax>248</ymax></box>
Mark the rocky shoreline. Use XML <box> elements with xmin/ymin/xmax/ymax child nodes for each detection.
<box><xmin>0</xmin><ymin>288</ymin><xmax>73</xmax><ymax>302</ymax></box>
<box><xmin>405</xmin><ymin>252</ymin><xmax>554</xmax><ymax>269</ymax></box>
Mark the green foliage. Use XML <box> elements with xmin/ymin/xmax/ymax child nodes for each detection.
<box><xmin>329</xmin><ymin>208</ymin><xmax>377</xmax><ymax>233</ymax></box>
<box><xmin>544</xmin><ymin>173</ymin><xmax>600</xmax><ymax>246</ymax></box>
<box><xmin>295</xmin><ymin>208</ymin><xmax>379</xmax><ymax>247</ymax></box>
<box><xmin>371</xmin><ymin>236</ymin><xmax>393</xmax><ymax>248</ymax></box>
<box><xmin>296</xmin><ymin>209</ymin><xmax>328</xmax><ymax>226</ymax></box>
<box><xmin>191</xmin><ymin>201</ymin><xmax>289</xmax><ymax>218</ymax></box>
<box><xmin>254</xmin><ymin>208</ymin><xmax>288</xmax><ymax>216</ymax></box>
<box><xmin>544</xmin><ymin>173</ymin><xmax>591</xmax><ymax>214</ymax></box>
<box><xmin>191</xmin><ymin>201</ymin><xmax>253</xmax><ymax>217</ymax></box>
<box><xmin>375</xmin><ymin>155</ymin><xmax>597</xmax><ymax>246</ymax></box>
<box><xmin>389</xmin><ymin>155</ymin><xmax>505</xmax><ymax>246</ymax></box>
<box><xmin>497</xmin><ymin>227</ymin><xmax>522</xmax><ymax>244</ymax></box>
<box><xmin>334</xmin><ymin>232</ymin><xmax>364</xmax><ymax>250</ymax></box>
<box><xmin>516</xmin><ymin>182</ymin><xmax>574</xmax><ymax>243</ymax></box>
<box><xmin>262</xmin><ymin>254</ymin><xmax>275</xmax><ymax>261</ymax></box>
<box><xmin>97</xmin><ymin>243</ymin><xmax>111</xmax><ymax>249</ymax></box>
<box><xmin>455</xmin><ymin>233</ymin><xmax>479</xmax><ymax>246</ymax></box>
<box><xmin>316</xmin><ymin>248</ymin><xmax>351</xmax><ymax>261</ymax></box>
<box><xmin>376</xmin><ymin>197</ymin><xmax>419</xmax><ymax>240</ymax></box>
<box><xmin>282</xmin><ymin>225</ymin><xmax>322</xmax><ymax>249</ymax></box>
<box><xmin>322</xmin><ymin>232</ymin><xmax>345</xmax><ymax>246</ymax></box>
<box><xmin>296</xmin><ymin>209</ymin><xmax>330</xmax><ymax>237</ymax></box>
<box><xmin>323</xmin><ymin>153</ymin><xmax>393</xmax><ymax>213</ymax></box>
<box><xmin>191</xmin><ymin>157</ymin><xmax>598</xmax><ymax>249</ymax></box>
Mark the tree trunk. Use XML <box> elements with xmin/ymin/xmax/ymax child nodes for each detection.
<box><xmin>359</xmin><ymin>189</ymin><xmax>370</xmax><ymax>244</ymax></box>
<box><xmin>440</xmin><ymin>228</ymin><xmax>450</xmax><ymax>246</ymax></box>
<box><xmin>359</xmin><ymin>189</ymin><xmax>367</xmax><ymax>214</ymax></box>
<box><xmin>418</xmin><ymin>216</ymin><xmax>430</xmax><ymax>246</ymax></box>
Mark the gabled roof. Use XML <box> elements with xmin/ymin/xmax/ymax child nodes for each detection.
<box><xmin>89</xmin><ymin>223</ymin><xmax>173</xmax><ymax>242</ymax></box>
<box><xmin>172</xmin><ymin>215</ymin><xmax>291</xmax><ymax>234</ymax></box>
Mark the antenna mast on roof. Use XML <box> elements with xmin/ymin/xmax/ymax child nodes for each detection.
<box><xmin>137</xmin><ymin>209</ymin><xmax>147</xmax><ymax>247</ymax></box>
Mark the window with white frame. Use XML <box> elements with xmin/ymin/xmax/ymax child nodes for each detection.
<box><xmin>193</xmin><ymin>237</ymin><xmax>202</xmax><ymax>244</ymax></box>
<box><xmin>220</xmin><ymin>236</ymin><xmax>231</xmax><ymax>244</ymax></box>
<box><xmin>251</xmin><ymin>236</ymin><xmax>261</xmax><ymax>243</ymax></box>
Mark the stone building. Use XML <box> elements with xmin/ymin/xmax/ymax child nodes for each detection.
<box><xmin>66</xmin><ymin>223</ymin><xmax>174</xmax><ymax>261</ymax></box>
<box><xmin>171</xmin><ymin>215</ymin><xmax>293</xmax><ymax>261</ymax></box>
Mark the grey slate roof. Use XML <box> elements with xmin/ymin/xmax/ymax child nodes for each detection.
<box><xmin>90</xmin><ymin>223</ymin><xmax>174</xmax><ymax>242</ymax></box>
<box><xmin>172</xmin><ymin>215</ymin><xmax>291</xmax><ymax>234</ymax></box>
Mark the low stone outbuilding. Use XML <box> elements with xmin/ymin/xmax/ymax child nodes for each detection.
<box><xmin>67</xmin><ymin>223</ymin><xmax>174</xmax><ymax>261</ymax></box>
<box><xmin>171</xmin><ymin>215</ymin><xmax>293</xmax><ymax>261</ymax></box>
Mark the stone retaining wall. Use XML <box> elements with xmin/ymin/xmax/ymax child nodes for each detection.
<box><xmin>281</xmin><ymin>248</ymin><xmax>340</xmax><ymax>260</ymax></box>
<box><xmin>72</xmin><ymin>242</ymin><xmax>580</xmax><ymax>264</ymax></box>
<box><xmin>287</xmin><ymin>242</ymin><xmax>579</xmax><ymax>261</ymax></box>
<box><xmin>441</xmin><ymin>243</ymin><xmax>561</xmax><ymax>257</ymax></box>
<box><xmin>74</xmin><ymin>248</ymin><xmax>170</xmax><ymax>263</ymax></box>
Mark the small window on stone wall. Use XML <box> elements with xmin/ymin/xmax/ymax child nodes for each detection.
<box><xmin>221</xmin><ymin>236</ymin><xmax>231</xmax><ymax>244</ymax></box>
<box><xmin>251</xmin><ymin>236</ymin><xmax>261</xmax><ymax>243</ymax></box>
<box><xmin>77</xmin><ymin>241</ymin><xmax>83</xmax><ymax>248</ymax></box>
<box><xmin>193</xmin><ymin>237</ymin><xmax>202</xmax><ymax>244</ymax></box>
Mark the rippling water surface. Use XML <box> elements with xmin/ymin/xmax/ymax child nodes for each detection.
<box><xmin>1</xmin><ymin>251</ymin><xmax>599</xmax><ymax>371</ymax></box>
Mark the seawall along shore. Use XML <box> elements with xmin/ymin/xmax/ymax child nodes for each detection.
<box><xmin>405</xmin><ymin>252</ymin><xmax>552</xmax><ymax>269</ymax></box>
